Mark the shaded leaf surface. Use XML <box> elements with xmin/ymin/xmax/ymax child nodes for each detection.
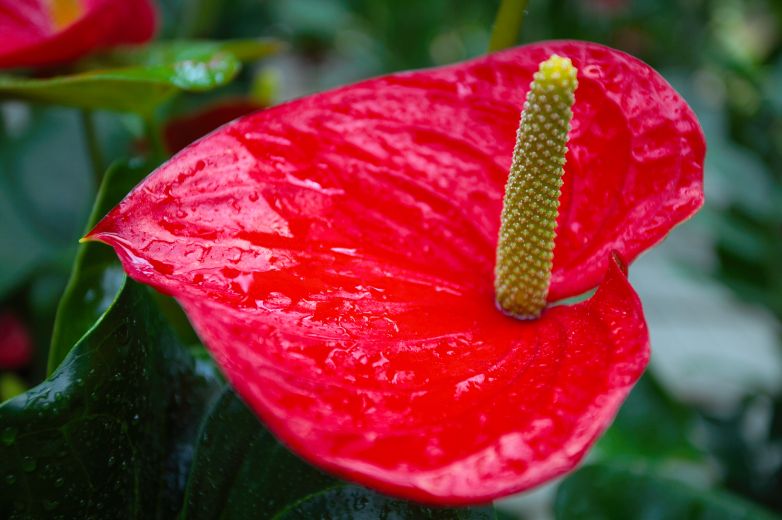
<box><xmin>0</xmin><ymin>281</ymin><xmax>221</xmax><ymax>519</ymax></box>
<box><xmin>276</xmin><ymin>485</ymin><xmax>496</xmax><ymax>519</ymax></box>
<box><xmin>48</xmin><ymin>160</ymin><xmax>150</xmax><ymax>372</ymax></box>
<box><xmin>182</xmin><ymin>388</ymin><xmax>495</xmax><ymax>519</ymax></box>
<box><xmin>182</xmin><ymin>388</ymin><xmax>338</xmax><ymax>519</ymax></box>
<box><xmin>554</xmin><ymin>465</ymin><xmax>780</xmax><ymax>520</ymax></box>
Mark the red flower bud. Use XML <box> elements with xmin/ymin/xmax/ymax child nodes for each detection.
<box><xmin>0</xmin><ymin>311</ymin><xmax>33</xmax><ymax>371</ymax></box>
<box><xmin>0</xmin><ymin>0</ymin><xmax>156</xmax><ymax>69</ymax></box>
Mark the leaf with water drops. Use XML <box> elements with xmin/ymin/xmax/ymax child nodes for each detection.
<box><xmin>0</xmin><ymin>39</ymin><xmax>281</xmax><ymax>114</ymax></box>
<box><xmin>48</xmin><ymin>160</ymin><xmax>150</xmax><ymax>373</ymax></box>
<box><xmin>276</xmin><ymin>486</ymin><xmax>496</xmax><ymax>519</ymax></box>
<box><xmin>181</xmin><ymin>388</ymin><xmax>495</xmax><ymax>519</ymax></box>
<box><xmin>0</xmin><ymin>280</ymin><xmax>222</xmax><ymax>518</ymax></box>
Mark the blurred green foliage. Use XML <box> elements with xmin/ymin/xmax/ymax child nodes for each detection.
<box><xmin>1</xmin><ymin>0</ymin><xmax>781</xmax><ymax>517</ymax></box>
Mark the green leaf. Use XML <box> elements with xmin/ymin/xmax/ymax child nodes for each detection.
<box><xmin>47</xmin><ymin>160</ymin><xmax>149</xmax><ymax>373</ymax></box>
<box><xmin>182</xmin><ymin>389</ymin><xmax>495</xmax><ymax>519</ymax></box>
<box><xmin>0</xmin><ymin>39</ymin><xmax>280</xmax><ymax>114</ymax></box>
<box><xmin>554</xmin><ymin>464</ymin><xmax>781</xmax><ymax>520</ymax></box>
<box><xmin>594</xmin><ymin>373</ymin><xmax>704</xmax><ymax>464</ymax></box>
<box><xmin>275</xmin><ymin>486</ymin><xmax>496</xmax><ymax>519</ymax></box>
<box><xmin>0</xmin><ymin>280</ymin><xmax>222</xmax><ymax>518</ymax></box>
<box><xmin>181</xmin><ymin>388</ymin><xmax>338</xmax><ymax>518</ymax></box>
<box><xmin>108</xmin><ymin>39</ymin><xmax>283</xmax><ymax>68</ymax></box>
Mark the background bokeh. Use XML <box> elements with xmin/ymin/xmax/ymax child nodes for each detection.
<box><xmin>1</xmin><ymin>0</ymin><xmax>780</xmax><ymax>517</ymax></box>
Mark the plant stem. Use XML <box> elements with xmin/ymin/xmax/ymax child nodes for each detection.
<box><xmin>489</xmin><ymin>0</ymin><xmax>529</xmax><ymax>52</ymax></box>
<box><xmin>80</xmin><ymin>109</ymin><xmax>105</xmax><ymax>185</ymax></box>
<box><xmin>144</xmin><ymin>114</ymin><xmax>167</xmax><ymax>164</ymax></box>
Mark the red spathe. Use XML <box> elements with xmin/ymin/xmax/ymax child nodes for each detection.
<box><xmin>88</xmin><ymin>41</ymin><xmax>704</xmax><ymax>504</ymax></box>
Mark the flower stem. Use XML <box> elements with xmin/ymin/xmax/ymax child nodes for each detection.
<box><xmin>494</xmin><ymin>55</ymin><xmax>577</xmax><ymax>318</ymax></box>
<box><xmin>80</xmin><ymin>109</ymin><xmax>105</xmax><ymax>185</ymax></box>
<box><xmin>488</xmin><ymin>0</ymin><xmax>529</xmax><ymax>52</ymax></box>
<box><xmin>144</xmin><ymin>115</ymin><xmax>167</xmax><ymax>163</ymax></box>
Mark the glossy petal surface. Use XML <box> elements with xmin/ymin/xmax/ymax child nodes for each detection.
<box><xmin>0</xmin><ymin>0</ymin><xmax>156</xmax><ymax>69</ymax></box>
<box><xmin>88</xmin><ymin>41</ymin><xmax>703</xmax><ymax>503</ymax></box>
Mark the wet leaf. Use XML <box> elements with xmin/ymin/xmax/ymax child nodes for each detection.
<box><xmin>48</xmin><ymin>160</ymin><xmax>150</xmax><ymax>373</ymax></box>
<box><xmin>0</xmin><ymin>39</ymin><xmax>280</xmax><ymax>114</ymax></box>
<box><xmin>0</xmin><ymin>280</ymin><xmax>222</xmax><ymax>518</ymax></box>
<box><xmin>95</xmin><ymin>39</ymin><xmax>283</xmax><ymax>74</ymax></box>
<box><xmin>276</xmin><ymin>485</ymin><xmax>496</xmax><ymax>519</ymax></box>
<box><xmin>554</xmin><ymin>464</ymin><xmax>780</xmax><ymax>520</ymax></box>
<box><xmin>182</xmin><ymin>388</ymin><xmax>495</xmax><ymax>519</ymax></box>
<box><xmin>181</xmin><ymin>388</ymin><xmax>337</xmax><ymax>518</ymax></box>
<box><xmin>276</xmin><ymin>486</ymin><xmax>496</xmax><ymax>519</ymax></box>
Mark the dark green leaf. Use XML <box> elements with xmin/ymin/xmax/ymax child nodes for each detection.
<box><xmin>0</xmin><ymin>40</ymin><xmax>280</xmax><ymax>114</ymax></box>
<box><xmin>47</xmin><ymin>160</ymin><xmax>149</xmax><ymax>373</ymax></box>
<box><xmin>0</xmin><ymin>280</ymin><xmax>222</xmax><ymax>519</ymax></box>
<box><xmin>181</xmin><ymin>388</ymin><xmax>340</xmax><ymax>519</ymax></box>
<box><xmin>594</xmin><ymin>373</ymin><xmax>703</xmax><ymax>464</ymax></box>
<box><xmin>554</xmin><ymin>464</ymin><xmax>781</xmax><ymax>520</ymax></box>
<box><xmin>182</xmin><ymin>389</ymin><xmax>495</xmax><ymax>519</ymax></box>
<box><xmin>275</xmin><ymin>486</ymin><xmax>496</xmax><ymax>519</ymax></box>
<box><xmin>149</xmin><ymin>289</ymin><xmax>202</xmax><ymax>346</ymax></box>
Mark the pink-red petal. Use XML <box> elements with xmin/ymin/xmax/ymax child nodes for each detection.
<box><xmin>0</xmin><ymin>0</ymin><xmax>156</xmax><ymax>69</ymax></box>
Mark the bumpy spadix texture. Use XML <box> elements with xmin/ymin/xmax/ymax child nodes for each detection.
<box><xmin>88</xmin><ymin>41</ymin><xmax>705</xmax><ymax>504</ymax></box>
<box><xmin>495</xmin><ymin>55</ymin><xmax>577</xmax><ymax>318</ymax></box>
<box><xmin>0</xmin><ymin>0</ymin><xmax>156</xmax><ymax>69</ymax></box>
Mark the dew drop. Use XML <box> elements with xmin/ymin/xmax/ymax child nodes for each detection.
<box><xmin>21</xmin><ymin>456</ymin><xmax>36</xmax><ymax>472</ymax></box>
<box><xmin>1</xmin><ymin>426</ymin><xmax>17</xmax><ymax>446</ymax></box>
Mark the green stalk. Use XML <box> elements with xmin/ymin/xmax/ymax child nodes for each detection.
<box><xmin>144</xmin><ymin>115</ymin><xmax>167</xmax><ymax>163</ymax></box>
<box><xmin>80</xmin><ymin>109</ymin><xmax>105</xmax><ymax>185</ymax></box>
<box><xmin>489</xmin><ymin>0</ymin><xmax>529</xmax><ymax>52</ymax></box>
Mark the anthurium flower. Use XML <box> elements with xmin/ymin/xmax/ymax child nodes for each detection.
<box><xmin>0</xmin><ymin>0</ymin><xmax>156</xmax><ymax>69</ymax></box>
<box><xmin>87</xmin><ymin>41</ymin><xmax>704</xmax><ymax>504</ymax></box>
